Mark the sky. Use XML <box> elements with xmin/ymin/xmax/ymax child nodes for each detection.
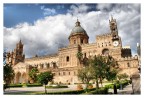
<box><xmin>3</xmin><ymin>3</ymin><xmax>140</xmax><ymax>58</ymax></box>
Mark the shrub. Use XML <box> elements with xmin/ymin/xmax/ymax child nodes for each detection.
<box><xmin>88</xmin><ymin>84</ymin><xmax>93</xmax><ymax>89</ymax></box>
<box><xmin>46</xmin><ymin>85</ymin><xmax>68</xmax><ymax>89</ymax></box>
<box><xmin>105</xmin><ymin>80</ymin><xmax>129</xmax><ymax>89</ymax></box>
<box><xmin>8</xmin><ymin>84</ymin><xmax>23</xmax><ymax>88</ymax></box>
<box><xmin>89</xmin><ymin>87</ymin><xmax>108</xmax><ymax>94</ymax></box>
<box><xmin>8</xmin><ymin>83</ymin><xmax>43</xmax><ymax>88</ymax></box>
<box><xmin>22</xmin><ymin>83</ymin><xmax>27</xmax><ymax>87</ymax></box>
<box><xmin>77</xmin><ymin>84</ymin><xmax>83</xmax><ymax>90</ymax></box>
<box><xmin>26</xmin><ymin>83</ymin><xmax>42</xmax><ymax>87</ymax></box>
<box><xmin>46</xmin><ymin>90</ymin><xmax>85</xmax><ymax>94</ymax></box>
<box><xmin>40</xmin><ymin>87</ymin><xmax>96</xmax><ymax>95</ymax></box>
<box><xmin>105</xmin><ymin>84</ymin><xmax>114</xmax><ymax>89</ymax></box>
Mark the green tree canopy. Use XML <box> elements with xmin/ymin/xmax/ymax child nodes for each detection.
<box><xmin>4</xmin><ymin>64</ymin><xmax>15</xmax><ymax>85</ymax></box>
<box><xmin>37</xmin><ymin>71</ymin><xmax>54</xmax><ymax>93</ymax></box>
<box><xmin>77</xmin><ymin>66</ymin><xmax>94</xmax><ymax>92</ymax></box>
<box><xmin>117</xmin><ymin>73</ymin><xmax>129</xmax><ymax>80</ymax></box>
<box><xmin>89</xmin><ymin>55</ymin><xmax>119</xmax><ymax>87</ymax></box>
<box><xmin>29</xmin><ymin>67</ymin><xmax>39</xmax><ymax>83</ymax></box>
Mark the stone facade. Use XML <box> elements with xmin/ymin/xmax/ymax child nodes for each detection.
<box><xmin>6</xmin><ymin>17</ymin><xmax>140</xmax><ymax>84</ymax></box>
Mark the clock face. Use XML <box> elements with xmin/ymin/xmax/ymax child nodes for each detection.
<box><xmin>113</xmin><ymin>41</ymin><xmax>119</xmax><ymax>46</ymax></box>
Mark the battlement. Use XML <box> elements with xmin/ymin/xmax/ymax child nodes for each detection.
<box><xmin>96</xmin><ymin>33</ymin><xmax>112</xmax><ymax>38</ymax></box>
<box><xmin>122</xmin><ymin>46</ymin><xmax>131</xmax><ymax>49</ymax></box>
<box><xmin>119</xmin><ymin>55</ymin><xmax>138</xmax><ymax>61</ymax></box>
<box><xmin>25</xmin><ymin>53</ymin><xmax>58</xmax><ymax>61</ymax></box>
<box><xmin>121</xmin><ymin>47</ymin><xmax>132</xmax><ymax>58</ymax></box>
<box><xmin>58</xmin><ymin>44</ymin><xmax>79</xmax><ymax>51</ymax></box>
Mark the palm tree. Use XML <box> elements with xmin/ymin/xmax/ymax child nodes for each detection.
<box><xmin>76</xmin><ymin>51</ymin><xmax>83</xmax><ymax>63</ymax></box>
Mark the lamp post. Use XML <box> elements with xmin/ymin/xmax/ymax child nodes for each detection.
<box><xmin>127</xmin><ymin>62</ymin><xmax>134</xmax><ymax>94</ymax></box>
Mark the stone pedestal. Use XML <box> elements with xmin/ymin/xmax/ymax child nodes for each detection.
<box><xmin>131</xmin><ymin>74</ymin><xmax>141</xmax><ymax>94</ymax></box>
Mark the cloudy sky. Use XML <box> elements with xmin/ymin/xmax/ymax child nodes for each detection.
<box><xmin>3</xmin><ymin>3</ymin><xmax>140</xmax><ymax>58</ymax></box>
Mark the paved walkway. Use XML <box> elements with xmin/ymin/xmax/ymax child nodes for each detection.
<box><xmin>4</xmin><ymin>83</ymin><xmax>140</xmax><ymax>95</ymax></box>
<box><xmin>4</xmin><ymin>85</ymin><xmax>77</xmax><ymax>94</ymax></box>
<box><xmin>109</xmin><ymin>84</ymin><xmax>140</xmax><ymax>95</ymax></box>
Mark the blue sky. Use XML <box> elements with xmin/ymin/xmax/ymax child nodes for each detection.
<box><xmin>3</xmin><ymin>4</ymin><xmax>140</xmax><ymax>58</ymax></box>
<box><xmin>4</xmin><ymin>4</ymin><xmax>97</xmax><ymax>27</ymax></box>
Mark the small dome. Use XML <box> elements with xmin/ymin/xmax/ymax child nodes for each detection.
<box><xmin>69</xmin><ymin>19</ymin><xmax>88</xmax><ymax>37</ymax></box>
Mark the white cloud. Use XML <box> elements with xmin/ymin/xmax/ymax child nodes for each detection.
<box><xmin>43</xmin><ymin>8</ymin><xmax>56</xmax><ymax>16</ymax></box>
<box><xmin>4</xmin><ymin>4</ymin><xmax>140</xmax><ymax>57</ymax></box>
<box><xmin>40</xmin><ymin>5</ymin><xmax>56</xmax><ymax>16</ymax></box>
<box><xmin>68</xmin><ymin>4</ymin><xmax>90</xmax><ymax>15</ymax></box>
<box><xmin>96</xmin><ymin>3</ymin><xmax>113</xmax><ymax>11</ymax></box>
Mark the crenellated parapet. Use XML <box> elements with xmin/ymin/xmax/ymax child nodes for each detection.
<box><xmin>121</xmin><ymin>47</ymin><xmax>132</xmax><ymax>57</ymax></box>
<box><xmin>119</xmin><ymin>55</ymin><xmax>138</xmax><ymax>61</ymax></box>
<box><xmin>25</xmin><ymin>53</ymin><xmax>58</xmax><ymax>61</ymax></box>
<box><xmin>96</xmin><ymin>33</ymin><xmax>112</xmax><ymax>39</ymax></box>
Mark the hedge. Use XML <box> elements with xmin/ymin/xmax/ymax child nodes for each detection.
<box><xmin>25</xmin><ymin>83</ymin><xmax>42</xmax><ymax>87</ymax></box>
<box><xmin>89</xmin><ymin>87</ymin><xmax>108</xmax><ymax>94</ymax></box>
<box><xmin>105</xmin><ymin>80</ymin><xmax>129</xmax><ymax>89</ymax></box>
<box><xmin>7</xmin><ymin>83</ymin><xmax>42</xmax><ymax>88</ymax></box>
<box><xmin>44</xmin><ymin>87</ymin><xmax>107</xmax><ymax>95</ymax></box>
<box><xmin>45</xmin><ymin>90</ymin><xmax>85</xmax><ymax>94</ymax></box>
<box><xmin>8</xmin><ymin>84</ymin><xmax>23</xmax><ymax>88</ymax></box>
<box><xmin>46</xmin><ymin>85</ymin><xmax>68</xmax><ymax>89</ymax></box>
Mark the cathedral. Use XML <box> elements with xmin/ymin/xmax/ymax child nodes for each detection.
<box><xmin>6</xmin><ymin>17</ymin><xmax>140</xmax><ymax>84</ymax></box>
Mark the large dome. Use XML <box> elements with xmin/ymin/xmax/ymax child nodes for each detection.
<box><xmin>71</xmin><ymin>26</ymin><xmax>87</xmax><ymax>35</ymax></box>
<box><xmin>69</xmin><ymin>19</ymin><xmax>88</xmax><ymax>37</ymax></box>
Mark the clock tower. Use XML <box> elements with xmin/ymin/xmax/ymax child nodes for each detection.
<box><xmin>109</xmin><ymin>16</ymin><xmax>123</xmax><ymax>59</ymax></box>
<box><xmin>109</xmin><ymin>16</ymin><xmax>122</xmax><ymax>48</ymax></box>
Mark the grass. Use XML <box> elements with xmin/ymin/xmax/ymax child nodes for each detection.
<box><xmin>4</xmin><ymin>91</ymin><xmax>44</xmax><ymax>95</ymax></box>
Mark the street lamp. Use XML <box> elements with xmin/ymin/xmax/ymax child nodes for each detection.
<box><xmin>127</xmin><ymin>62</ymin><xmax>134</xmax><ymax>94</ymax></box>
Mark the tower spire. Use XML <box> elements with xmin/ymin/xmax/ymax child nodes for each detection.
<box><xmin>111</xmin><ymin>15</ymin><xmax>113</xmax><ymax>20</ymax></box>
<box><xmin>19</xmin><ymin>39</ymin><xmax>22</xmax><ymax>43</ymax></box>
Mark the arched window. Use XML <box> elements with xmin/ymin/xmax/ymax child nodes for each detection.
<box><xmin>127</xmin><ymin>62</ymin><xmax>130</xmax><ymax>67</ymax></box>
<box><xmin>46</xmin><ymin>63</ymin><xmax>50</xmax><ymax>68</ymax></box>
<box><xmin>74</xmin><ymin>71</ymin><xmax>76</xmax><ymax>75</ymax></box>
<box><xmin>41</xmin><ymin>64</ymin><xmax>44</xmax><ymax>69</ymax></box>
<box><xmin>102</xmin><ymin>48</ymin><xmax>109</xmax><ymax>55</ymax></box>
<box><xmin>84</xmin><ymin>53</ymin><xmax>86</xmax><ymax>57</ymax></box>
<box><xmin>53</xmin><ymin>62</ymin><xmax>57</xmax><ymax>68</ymax></box>
<box><xmin>74</xmin><ymin>40</ymin><xmax>76</xmax><ymax>44</ymax></box>
<box><xmin>81</xmin><ymin>39</ymin><xmax>83</xmax><ymax>44</ymax></box>
<box><xmin>69</xmin><ymin>72</ymin><xmax>70</xmax><ymax>75</ymax></box>
<box><xmin>109</xmin><ymin>42</ymin><xmax>111</xmax><ymax>46</ymax></box>
<box><xmin>63</xmin><ymin>72</ymin><xmax>65</xmax><ymax>75</ymax></box>
<box><xmin>66</xmin><ymin>56</ymin><xmax>69</xmax><ymax>62</ymax></box>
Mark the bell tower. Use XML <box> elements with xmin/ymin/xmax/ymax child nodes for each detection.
<box><xmin>109</xmin><ymin>16</ymin><xmax>122</xmax><ymax>45</ymax></box>
<box><xmin>7</xmin><ymin>40</ymin><xmax>25</xmax><ymax>66</ymax></box>
<box><xmin>109</xmin><ymin>16</ymin><xmax>118</xmax><ymax>37</ymax></box>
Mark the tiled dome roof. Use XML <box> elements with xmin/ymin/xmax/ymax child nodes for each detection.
<box><xmin>69</xmin><ymin>19</ymin><xmax>88</xmax><ymax>37</ymax></box>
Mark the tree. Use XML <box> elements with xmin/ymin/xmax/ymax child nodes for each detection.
<box><xmin>117</xmin><ymin>73</ymin><xmax>129</xmax><ymax>81</ymax></box>
<box><xmin>106</xmin><ymin>69</ymin><xmax>117</xmax><ymax>83</ymax></box>
<box><xmin>90</xmin><ymin>55</ymin><xmax>119</xmax><ymax>87</ymax></box>
<box><xmin>4</xmin><ymin>64</ymin><xmax>15</xmax><ymax>90</ymax></box>
<box><xmin>37</xmin><ymin>71</ymin><xmax>54</xmax><ymax>94</ymax></box>
<box><xmin>77</xmin><ymin>66</ymin><xmax>94</xmax><ymax>92</ymax></box>
<box><xmin>29</xmin><ymin>67</ymin><xmax>39</xmax><ymax>83</ymax></box>
<box><xmin>105</xmin><ymin>55</ymin><xmax>119</xmax><ymax>83</ymax></box>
